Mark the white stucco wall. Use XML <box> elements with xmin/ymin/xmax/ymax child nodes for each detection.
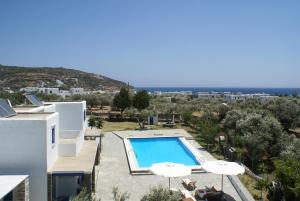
<box><xmin>43</xmin><ymin>104</ymin><xmax>56</xmax><ymax>113</ymax></box>
<box><xmin>46</xmin><ymin>114</ymin><xmax>59</xmax><ymax>169</ymax></box>
<box><xmin>48</xmin><ymin>101</ymin><xmax>87</xmax><ymax>132</ymax></box>
<box><xmin>0</xmin><ymin>113</ymin><xmax>59</xmax><ymax>201</ymax></box>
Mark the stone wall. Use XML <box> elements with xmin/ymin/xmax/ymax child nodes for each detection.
<box><xmin>12</xmin><ymin>177</ymin><xmax>29</xmax><ymax>201</ymax></box>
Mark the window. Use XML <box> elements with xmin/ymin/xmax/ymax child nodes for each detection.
<box><xmin>51</xmin><ymin>126</ymin><xmax>55</xmax><ymax>144</ymax></box>
<box><xmin>83</xmin><ymin>110</ymin><xmax>86</xmax><ymax>121</ymax></box>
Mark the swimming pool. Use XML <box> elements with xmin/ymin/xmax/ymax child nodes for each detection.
<box><xmin>124</xmin><ymin>137</ymin><xmax>202</xmax><ymax>173</ymax></box>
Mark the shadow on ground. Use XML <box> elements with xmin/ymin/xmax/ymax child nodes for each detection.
<box><xmin>223</xmin><ymin>192</ymin><xmax>237</xmax><ymax>201</ymax></box>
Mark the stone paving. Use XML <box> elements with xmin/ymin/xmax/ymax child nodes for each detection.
<box><xmin>95</xmin><ymin>131</ymin><xmax>245</xmax><ymax>201</ymax></box>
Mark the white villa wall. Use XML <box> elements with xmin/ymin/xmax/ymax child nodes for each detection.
<box><xmin>48</xmin><ymin>102</ymin><xmax>87</xmax><ymax>132</ymax></box>
<box><xmin>43</xmin><ymin>104</ymin><xmax>56</xmax><ymax>113</ymax></box>
<box><xmin>0</xmin><ymin>114</ymin><xmax>58</xmax><ymax>201</ymax></box>
<box><xmin>45</xmin><ymin>101</ymin><xmax>87</xmax><ymax>156</ymax></box>
<box><xmin>46</xmin><ymin>114</ymin><xmax>59</xmax><ymax>169</ymax></box>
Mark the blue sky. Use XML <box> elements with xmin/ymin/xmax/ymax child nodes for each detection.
<box><xmin>0</xmin><ymin>1</ymin><xmax>299</xmax><ymax>87</ymax></box>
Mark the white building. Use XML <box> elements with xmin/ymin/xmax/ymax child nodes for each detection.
<box><xmin>59</xmin><ymin>90</ymin><xmax>71</xmax><ymax>98</ymax></box>
<box><xmin>19</xmin><ymin>87</ymin><xmax>39</xmax><ymax>93</ymax></box>
<box><xmin>0</xmin><ymin>100</ymin><xmax>99</xmax><ymax>201</ymax></box>
<box><xmin>197</xmin><ymin>92</ymin><xmax>222</xmax><ymax>100</ymax></box>
<box><xmin>224</xmin><ymin>93</ymin><xmax>278</xmax><ymax>102</ymax></box>
<box><xmin>38</xmin><ymin>88</ymin><xmax>60</xmax><ymax>95</ymax></box>
<box><xmin>70</xmin><ymin>88</ymin><xmax>85</xmax><ymax>95</ymax></box>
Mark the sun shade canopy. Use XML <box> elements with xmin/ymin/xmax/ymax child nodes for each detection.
<box><xmin>201</xmin><ymin>160</ymin><xmax>245</xmax><ymax>175</ymax></box>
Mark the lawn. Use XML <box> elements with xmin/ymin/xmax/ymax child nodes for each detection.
<box><xmin>238</xmin><ymin>174</ymin><xmax>268</xmax><ymax>201</ymax></box>
<box><xmin>102</xmin><ymin>121</ymin><xmax>138</xmax><ymax>132</ymax></box>
<box><xmin>102</xmin><ymin>120</ymin><xmax>195</xmax><ymax>132</ymax></box>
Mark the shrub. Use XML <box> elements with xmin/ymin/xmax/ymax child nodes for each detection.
<box><xmin>141</xmin><ymin>185</ymin><xmax>181</xmax><ymax>201</ymax></box>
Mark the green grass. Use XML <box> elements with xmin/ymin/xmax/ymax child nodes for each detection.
<box><xmin>238</xmin><ymin>174</ymin><xmax>267</xmax><ymax>201</ymax></box>
<box><xmin>102</xmin><ymin>121</ymin><xmax>138</xmax><ymax>132</ymax></box>
<box><xmin>102</xmin><ymin>120</ymin><xmax>198</xmax><ymax>133</ymax></box>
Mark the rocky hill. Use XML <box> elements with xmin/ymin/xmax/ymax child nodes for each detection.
<box><xmin>0</xmin><ymin>65</ymin><xmax>129</xmax><ymax>91</ymax></box>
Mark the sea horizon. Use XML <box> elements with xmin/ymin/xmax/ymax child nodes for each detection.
<box><xmin>136</xmin><ymin>87</ymin><xmax>300</xmax><ymax>95</ymax></box>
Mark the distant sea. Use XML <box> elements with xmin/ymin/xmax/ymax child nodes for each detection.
<box><xmin>136</xmin><ymin>87</ymin><xmax>300</xmax><ymax>95</ymax></box>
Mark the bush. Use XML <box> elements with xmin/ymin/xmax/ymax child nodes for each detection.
<box><xmin>273</xmin><ymin>158</ymin><xmax>300</xmax><ymax>200</ymax></box>
<box><xmin>112</xmin><ymin>187</ymin><xmax>130</xmax><ymax>201</ymax></box>
<box><xmin>141</xmin><ymin>185</ymin><xmax>181</xmax><ymax>201</ymax></box>
<box><xmin>70</xmin><ymin>188</ymin><xmax>100</xmax><ymax>201</ymax></box>
<box><xmin>88</xmin><ymin>116</ymin><xmax>103</xmax><ymax>129</ymax></box>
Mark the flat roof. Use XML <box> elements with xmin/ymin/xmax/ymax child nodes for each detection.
<box><xmin>0</xmin><ymin>175</ymin><xmax>28</xmax><ymax>199</ymax></box>
<box><xmin>13</xmin><ymin>106</ymin><xmax>42</xmax><ymax>113</ymax></box>
<box><xmin>6</xmin><ymin>112</ymin><xmax>55</xmax><ymax>120</ymax></box>
<box><xmin>49</xmin><ymin>141</ymin><xmax>99</xmax><ymax>174</ymax></box>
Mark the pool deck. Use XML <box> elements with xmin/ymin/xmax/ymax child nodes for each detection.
<box><xmin>114</xmin><ymin>129</ymin><xmax>193</xmax><ymax>139</ymax></box>
<box><xmin>96</xmin><ymin>129</ymin><xmax>254</xmax><ymax>201</ymax></box>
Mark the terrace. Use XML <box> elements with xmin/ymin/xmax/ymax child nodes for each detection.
<box><xmin>96</xmin><ymin>129</ymin><xmax>254</xmax><ymax>201</ymax></box>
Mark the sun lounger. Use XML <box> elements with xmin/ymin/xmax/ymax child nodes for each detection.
<box><xmin>181</xmin><ymin>189</ymin><xmax>197</xmax><ymax>201</ymax></box>
<box><xmin>182</xmin><ymin>178</ymin><xmax>197</xmax><ymax>191</ymax></box>
<box><xmin>195</xmin><ymin>186</ymin><xmax>223</xmax><ymax>201</ymax></box>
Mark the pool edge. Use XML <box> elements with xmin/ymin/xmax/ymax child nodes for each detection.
<box><xmin>123</xmin><ymin>136</ymin><xmax>205</xmax><ymax>175</ymax></box>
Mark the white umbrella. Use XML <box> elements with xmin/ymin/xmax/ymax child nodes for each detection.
<box><xmin>150</xmin><ymin>162</ymin><xmax>191</xmax><ymax>190</ymax></box>
<box><xmin>202</xmin><ymin>160</ymin><xmax>245</xmax><ymax>191</ymax></box>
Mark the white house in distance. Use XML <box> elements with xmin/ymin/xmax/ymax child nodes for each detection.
<box><xmin>20</xmin><ymin>87</ymin><xmax>86</xmax><ymax>98</ymax></box>
<box><xmin>38</xmin><ymin>87</ymin><xmax>60</xmax><ymax>95</ymax></box>
<box><xmin>70</xmin><ymin>88</ymin><xmax>85</xmax><ymax>95</ymax></box>
<box><xmin>197</xmin><ymin>92</ymin><xmax>222</xmax><ymax>100</ymax></box>
<box><xmin>0</xmin><ymin>98</ymin><xmax>99</xmax><ymax>201</ymax></box>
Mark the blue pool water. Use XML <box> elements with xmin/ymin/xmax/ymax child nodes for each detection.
<box><xmin>130</xmin><ymin>137</ymin><xmax>200</xmax><ymax>168</ymax></box>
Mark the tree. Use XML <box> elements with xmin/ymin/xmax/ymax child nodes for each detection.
<box><xmin>88</xmin><ymin>116</ymin><xmax>104</xmax><ymax>129</ymax></box>
<box><xmin>88</xmin><ymin>117</ymin><xmax>96</xmax><ymax>129</ymax></box>
<box><xmin>256</xmin><ymin>179</ymin><xmax>270</xmax><ymax>201</ymax></box>
<box><xmin>132</xmin><ymin>90</ymin><xmax>150</xmax><ymax>111</ymax></box>
<box><xmin>132</xmin><ymin>90</ymin><xmax>150</xmax><ymax>129</ymax></box>
<box><xmin>113</xmin><ymin>88</ymin><xmax>131</xmax><ymax>118</ymax></box>
<box><xmin>181</xmin><ymin>110</ymin><xmax>193</xmax><ymax>125</ymax></box>
<box><xmin>223</xmin><ymin>110</ymin><xmax>243</xmax><ymax>130</ymax></box>
<box><xmin>95</xmin><ymin>117</ymin><xmax>103</xmax><ymax>129</ymax></box>
<box><xmin>279</xmin><ymin>133</ymin><xmax>300</xmax><ymax>161</ymax></box>
<box><xmin>198</xmin><ymin>119</ymin><xmax>220</xmax><ymax>145</ymax></box>
<box><xmin>273</xmin><ymin>158</ymin><xmax>300</xmax><ymax>201</ymax></box>
<box><xmin>0</xmin><ymin>92</ymin><xmax>24</xmax><ymax>105</ymax></box>
<box><xmin>236</xmin><ymin>112</ymin><xmax>283</xmax><ymax>170</ymax></box>
<box><xmin>217</xmin><ymin>103</ymin><xmax>229</xmax><ymax>121</ymax></box>
<box><xmin>141</xmin><ymin>185</ymin><xmax>181</xmax><ymax>201</ymax></box>
<box><xmin>85</xmin><ymin>95</ymin><xmax>100</xmax><ymax>108</ymax></box>
<box><xmin>267</xmin><ymin>98</ymin><xmax>299</xmax><ymax>130</ymax></box>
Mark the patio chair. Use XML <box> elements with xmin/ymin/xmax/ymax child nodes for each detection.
<box><xmin>195</xmin><ymin>186</ymin><xmax>223</xmax><ymax>201</ymax></box>
<box><xmin>181</xmin><ymin>189</ymin><xmax>197</xmax><ymax>201</ymax></box>
<box><xmin>182</xmin><ymin>178</ymin><xmax>197</xmax><ymax>191</ymax></box>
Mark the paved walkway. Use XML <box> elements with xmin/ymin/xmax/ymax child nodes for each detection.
<box><xmin>96</xmin><ymin>132</ymin><xmax>245</xmax><ymax>201</ymax></box>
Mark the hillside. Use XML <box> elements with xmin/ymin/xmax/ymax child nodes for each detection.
<box><xmin>0</xmin><ymin>65</ymin><xmax>129</xmax><ymax>91</ymax></box>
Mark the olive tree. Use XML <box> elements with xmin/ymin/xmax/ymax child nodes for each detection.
<box><xmin>141</xmin><ymin>185</ymin><xmax>181</xmax><ymax>201</ymax></box>
<box><xmin>236</xmin><ymin>112</ymin><xmax>283</xmax><ymax>170</ymax></box>
<box><xmin>267</xmin><ymin>98</ymin><xmax>299</xmax><ymax>130</ymax></box>
<box><xmin>132</xmin><ymin>90</ymin><xmax>150</xmax><ymax>129</ymax></box>
<box><xmin>113</xmin><ymin>88</ymin><xmax>131</xmax><ymax>118</ymax></box>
